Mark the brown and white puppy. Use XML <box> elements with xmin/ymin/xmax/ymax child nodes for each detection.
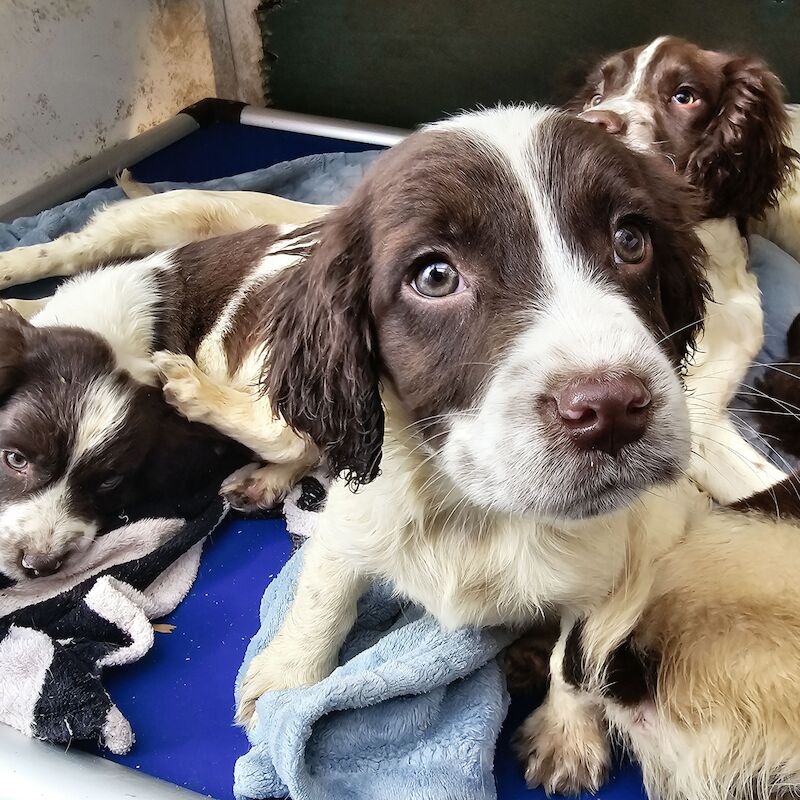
<box><xmin>0</xmin><ymin>306</ymin><xmax>247</xmax><ymax>581</ymax></box>
<box><xmin>570</xmin><ymin>36</ymin><xmax>800</xmax><ymax>502</ymax></box>
<box><xmin>183</xmin><ymin>106</ymin><xmax>800</xmax><ymax>800</ymax></box>
<box><xmin>570</xmin><ymin>35</ymin><xmax>796</xmax><ymax>222</ymax></box>
<box><xmin>0</xmin><ymin>229</ymin><xmax>318</xmax><ymax>579</ymax></box>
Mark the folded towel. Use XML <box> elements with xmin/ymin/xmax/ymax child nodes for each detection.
<box><xmin>233</xmin><ymin>479</ymin><xmax>515</xmax><ymax>800</ymax></box>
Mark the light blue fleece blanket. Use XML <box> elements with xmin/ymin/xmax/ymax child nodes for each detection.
<box><xmin>0</xmin><ymin>150</ymin><xmax>381</xmax><ymax>251</ymax></box>
<box><xmin>234</xmin><ymin>547</ymin><xmax>514</xmax><ymax>800</ymax></box>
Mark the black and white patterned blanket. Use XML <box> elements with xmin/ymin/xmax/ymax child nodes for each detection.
<box><xmin>0</xmin><ymin>491</ymin><xmax>232</xmax><ymax>754</ymax></box>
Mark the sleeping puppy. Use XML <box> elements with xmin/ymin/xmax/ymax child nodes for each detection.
<box><xmin>0</xmin><ymin>262</ymin><xmax>251</xmax><ymax>581</ymax></box>
<box><xmin>164</xmin><ymin>105</ymin><xmax>800</xmax><ymax>800</ymax></box>
<box><xmin>570</xmin><ymin>35</ymin><xmax>799</xmax><ymax>502</ymax></box>
<box><xmin>0</xmin><ymin>310</ymin><xmax>248</xmax><ymax>580</ymax></box>
<box><xmin>101</xmin><ymin>105</ymin><xmax>799</xmax><ymax>797</ymax></box>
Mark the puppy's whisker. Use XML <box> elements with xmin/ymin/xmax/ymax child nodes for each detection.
<box><xmin>657</xmin><ymin>316</ymin><xmax>706</xmax><ymax>346</ymax></box>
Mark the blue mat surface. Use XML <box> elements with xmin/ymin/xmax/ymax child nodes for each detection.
<box><xmin>105</xmin><ymin>512</ymin><xmax>646</xmax><ymax>800</ymax></box>
<box><xmin>35</xmin><ymin>119</ymin><xmax>644</xmax><ymax>800</ymax></box>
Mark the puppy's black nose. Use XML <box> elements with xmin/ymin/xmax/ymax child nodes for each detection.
<box><xmin>21</xmin><ymin>552</ymin><xmax>63</xmax><ymax>578</ymax></box>
<box><xmin>580</xmin><ymin>110</ymin><xmax>627</xmax><ymax>136</ymax></box>
<box><xmin>554</xmin><ymin>375</ymin><xmax>651</xmax><ymax>455</ymax></box>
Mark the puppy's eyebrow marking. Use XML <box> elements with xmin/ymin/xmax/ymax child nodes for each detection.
<box><xmin>629</xmin><ymin>35</ymin><xmax>669</xmax><ymax>97</ymax></box>
<box><xmin>71</xmin><ymin>378</ymin><xmax>131</xmax><ymax>465</ymax></box>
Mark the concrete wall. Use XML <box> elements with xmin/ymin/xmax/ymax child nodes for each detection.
<box><xmin>0</xmin><ymin>0</ymin><xmax>263</xmax><ymax>206</ymax></box>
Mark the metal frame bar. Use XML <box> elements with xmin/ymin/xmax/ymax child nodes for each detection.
<box><xmin>239</xmin><ymin>105</ymin><xmax>409</xmax><ymax>146</ymax></box>
<box><xmin>0</xmin><ymin>100</ymin><xmax>410</xmax><ymax>224</ymax></box>
<box><xmin>0</xmin><ymin>724</ymin><xmax>210</xmax><ymax>800</ymax></box>
<box><xmin>0</xmin><ymin>114</ymin><xmax>201</xmax><ymax>224</ymax></box>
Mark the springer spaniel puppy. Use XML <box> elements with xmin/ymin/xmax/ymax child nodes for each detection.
<box><xmin>570</xmin><ymin>35</ymin><xmax>799</xmax><ymax>503</ymax></box>
<box><xmin>0</xmin><ymin>202</ymin><xmax>354</xmax><ymax>577</ymax></box>
<box><xmin>120</xmin><ymin>105</ymin><xmax>800</xmax><ymax>799</ymax></box>
<box><xmin>0</xmin><ymin>283</ymin><xmax>248</xmax><ymax>580</ymax></box>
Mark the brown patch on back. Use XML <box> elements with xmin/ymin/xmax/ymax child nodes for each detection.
<box><xmin>157</xmin><ymin>225</ymin><xmax>281</xmax><ymax>358</ymax></box>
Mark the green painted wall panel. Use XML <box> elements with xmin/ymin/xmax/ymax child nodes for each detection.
<box><xmin>262</xmin><ymin>0</ymin><xmax>800</xmax><ymax>127</ymax></box>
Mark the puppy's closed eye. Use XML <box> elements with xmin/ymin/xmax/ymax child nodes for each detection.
<box><xmin>97</xmin><ymin>474</ymin><xmax>123</xmax><ymax>492</ymax></box>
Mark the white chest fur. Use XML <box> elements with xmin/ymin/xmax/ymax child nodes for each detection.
<box><xmin>684</xmin><ymin>218</ymin><xmax>785</xmax><ymax>502</ymax></box>
<box><xmin>316</xmin><ymin>436</ymin><xmax>693</xmax><ymax>630</ymax></box>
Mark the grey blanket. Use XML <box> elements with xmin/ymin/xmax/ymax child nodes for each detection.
<box><xmin>0</xmin><ymin>150</ymin><xmax>380</xmax><ymax>250</ymax></box>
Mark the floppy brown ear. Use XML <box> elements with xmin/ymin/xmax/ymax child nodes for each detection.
<box><xmin>0</xmin><ymin>305</ymin><xmax>29</xmax><ymax>397</ymax></box>
<box><xmin>258</xmin><ymin>210</ymin><xmax>383</xmax><ymax>488</ymax></box>
<box><xmin>645</xmin><ymin>160</ymin><xmax>711</xmax><ymax>365</ymax></box>
<box><xmin>686</xmin><ymin>56</ymin><xmax>799</xmax><ymax>220</ymax></box>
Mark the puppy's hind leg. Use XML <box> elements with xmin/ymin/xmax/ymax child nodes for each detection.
<box><xmin>0</xmin><ymin>190</ymin><xmax>270</xmax><ymax>289</ymax></box>
<box><xmin>514</xmin><ymin>620</ymin><xmax>611</xmax><ymax>795</ymax></box>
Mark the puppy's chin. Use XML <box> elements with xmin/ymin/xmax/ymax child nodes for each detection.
<box><xmin>439</xmin><ymin>434</ymin><xmax>688</xmax><ymax>523</ymax></box>
<box><xmin>533</xmin><ymin>450</ymin><xmax>686</xmax><ymax>522</ymax></box>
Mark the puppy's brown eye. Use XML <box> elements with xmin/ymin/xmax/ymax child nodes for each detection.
<box><xmin>411</xmin><ymin>262</ymin><xmax>464</xmax><ymax>298</ymax></box>
<box><xmin>2</xmin><ymin>450</ymin><xmax>28</xmax><ymax>473</ymax></box>
<box><xmin>671</xmin><ymin>87</ymin><xmax>698</xmax><ymax>106</ymax></box>
<box><xmin>589</xmin><ymin>94</ymin><xmax>603</xmax><ymax>107</ymax></box>
<box><xmin>613</xmin><ymin>225</ymin><xmax>649</xmax><ymax>265</ymax></box>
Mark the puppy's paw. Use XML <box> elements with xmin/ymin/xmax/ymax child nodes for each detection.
<box><xmin>514</xmin><ymin>702</ymin><xmax>610</xmax><ymax>795</ymax></box>
<box><xmin>0</xmin><ymin>244</ymin><xmax>50</xmax><ymax>287</ymax></box>
<box><xmin>235</xmin><ymin>638</ymin><xmax>332</xmax><ymax>730</ymax></box>
<box><xmin>153</xmin><ymin>351</ymin><xmax>212</xmax><ymax>423</ymax></box>
<box><xmin>222</xmin><ymin>463</ymin><xmax>296</xmax><ymax>513</ymax></box>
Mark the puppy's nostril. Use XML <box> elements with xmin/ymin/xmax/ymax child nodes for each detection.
<box><xmin>21</xmin><ymin>552</ymin><xmax>63</xmax><ymax>578</ymax></box>
<box><xmin>553</xmin><ymin>375</ymin><xmax>651</xmax><ymax>455</ymax></box>
<box><xmin>555</xmin><ymin>397</ymin><xmax>596</xmax><ymax>425</ymax></box>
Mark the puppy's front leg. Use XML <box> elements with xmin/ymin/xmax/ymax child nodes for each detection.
<box><xmin>236</xmin><ymin>535</ymin><xmax>367</xmax><ymax>729</ymax></box>
<box><xmin>514</xmin><ymin>620</ymin><xmax>610</xmax><ymax>794</ymax></box>
<box><xmin>154</xmin><ymin>351</ymin><xmax>317</xmax><ymax>507</ymax></box>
